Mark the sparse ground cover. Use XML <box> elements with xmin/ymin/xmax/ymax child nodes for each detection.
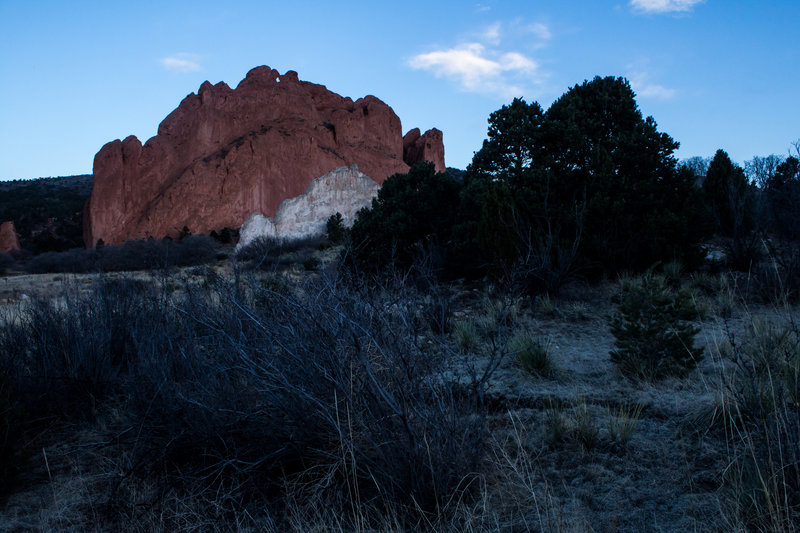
<box><xmin>0</xmin><ymin>250</ymin><xmax>798</xmax><ymax>531</ymax></box>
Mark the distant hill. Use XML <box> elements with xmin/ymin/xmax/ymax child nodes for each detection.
<box><xmin>0</xmin><ymin>174</ymin><xmax>93</xmax><ymax>252</ymax></box>
<box><xmin>445</xmin><ymin>167</ymin><xmax>465</xmax><ymax>182</ymax></box>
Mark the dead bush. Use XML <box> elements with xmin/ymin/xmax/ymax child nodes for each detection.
<box><xmin>0</xmin><ymin>270</ymin><xmax>493</xmax><ymax>528</ymax></box>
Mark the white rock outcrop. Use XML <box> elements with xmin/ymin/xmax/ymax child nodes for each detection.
<box><xmin>237</xmin><ymin>165</ymin><xmax>379</xmax><ymax>250</ymax></box>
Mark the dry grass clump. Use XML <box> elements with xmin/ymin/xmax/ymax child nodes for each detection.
<box><xmin>662</xmin><ymin>259</ymin><xmax>683</xmax><ymax>286</ymax></box>
<box><xmin>606</xmin><ymin>403</ymin><xmax>643</xmax><ymax>447</ymax></box>
<box><xmin>721</xmin><ymin>313</ymin><xmax>800</xmax><ymax>531</ymax></box>
<box><xmin>571</xmin><ymin>401</ymin><xmax>599</xmax><ymax>451</ymax></box>
<box><xmin>690</xmin><ymin>271</ymin><xmax>727</xmax><ymax>295</ymax></box>
<box><xmin>716</xmin><ymin>280</ymin><xmax>739</xmax><ymax>318</ymax></box>
<box><xmin>565</xmin><ymin>300</ymin><xmax>590</xmax><ymax>320</ymax></box>
<box><xmin>534</xmin><ymin>293</ymin><xmax>559</xmax><ymax>318</ymax></box>
<box><xmin>509</xmin><ymin>332</ymin><xmax>554</xmax><ymax>377</ymax></box>
<box><xmin>453</xmin><ymin>319</ymin><xmax>479</xmax><ymax>352</ymax></box>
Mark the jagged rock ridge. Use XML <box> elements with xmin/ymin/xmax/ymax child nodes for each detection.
<box><xmin>237</xmin><ymin>165</ymin><xmax>378</xmax><ymax>249</ymax></box>
<box><xmin>84</xmin><ymin>66</ymin><xmax>445</xmax><ymax>246</ymax></box>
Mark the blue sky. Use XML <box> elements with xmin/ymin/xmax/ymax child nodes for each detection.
<box><xmin>0</xmin><ymin>0</ymin><xmax>798</xmax><ymax>180</ymax></box>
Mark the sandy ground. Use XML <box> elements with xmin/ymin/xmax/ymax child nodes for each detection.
<box><xmin>442</xmin><ymin>282</ymin><xmax>788</xmax><ymax>531</ymax></box>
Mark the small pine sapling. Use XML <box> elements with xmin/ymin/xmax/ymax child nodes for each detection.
<box><xmin>609</xmin><ymin>273</ymin><xmax>703</xmax><ymax>380</ymax></box>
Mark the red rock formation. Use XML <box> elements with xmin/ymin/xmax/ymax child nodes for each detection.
<box><xmin>84</xmin><ymin>66</ymin><xmax>445</xmax><ymax>246</ymax></box>
<box><xmin>0</xmin><ymin>221</ymin><xmax>20</xmax><ymax>252</ymax></box>
<box><xmin>403</xmin><ymin>128</ymin><xmax>445</xmax><ymax>172</ymax></box>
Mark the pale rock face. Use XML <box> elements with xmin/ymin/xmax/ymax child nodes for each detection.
<box><xmin>238</xmin><ymin>213</ymin><xmax>277</xmax><ymax>247</ymax></box>
<box><xmin>237</xmin><ymin>165</ymin><xmax>379</xmax><ymax>250</ymax></box>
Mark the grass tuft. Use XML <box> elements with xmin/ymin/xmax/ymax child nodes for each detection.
<box><xmin>607</xmin><ymin>403</ymin><xmax>643</xmax><ymax>447</ymax></box>
<box><xmin>510</xmin><ymin>333</ymin><xmax>553</xmax><ymax>377</ymax></box>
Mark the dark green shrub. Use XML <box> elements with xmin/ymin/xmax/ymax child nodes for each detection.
<box><xmin>609</xmin><ymin>273</ymin><xmax>703</xmax><ymax>380</ymax></box>
<box><xmin>235</xmin><ymin>235</ymin><xmax>327</xmax><ymax>270</ymax></box>
<box><xmin>543</xmin><ymin>77</ymin><xmax>709</xmax><ymax>275</ymax></box>
<box><xmin>326</xmin><ymin>212</ymin><xmax>347</xmax><ymax>243</ymax></box>
<box><xmin>235</xmin><ymin>236</ymin><xmax>278</xmax><ymax>263</ymax></box>
<box><xmin>0</xmin><ymin>252</ymin><xmax>13</xmax><ymax>274</ymax></box>
<box><xmin>97</xmin><ymin>239</ymin><xmax>170</xmax><ymax>271</ymax></box>
<box><xmin>463</xmin><ymin>77</ymin><xmax>709</xmax><ymax>280</ymax></box>
<box><xmin>172</xmin><ymin>234</ymin><xmax>219</xmax><ymax>265</ymax></box>
<box><xmin>476</xmin><ymin>181</ymin><xmax>518</xmax><ymax>268</ymax></box>
<box><xmin>25</xmin><ymin>247</ymin><xmax>98</xmax><ymax>273</ymax></box>
<box><xmin>209</xmin><ymin>226</ymin><xmax>239</xmax><ymax>244</ymax></box>
<box><xmin>24</xmin><ymin>236</ymin><xmax>221</xmax><ymax>274</ymax></box>
<box><xmin>302</xmin><ymin>256</ymin><xmax>320</xmax><ymax>271</ymax></box>
<box><xmin>703</xmin><ymin>149</ymin><xmax>754</xmax><ymax>239</ymax></box>
<box><xmin>349</xmin><ymin>162</ymin><xmax>462</xmax><ymax>274</ymax></box>
<box><xmin>703</xmin><ymin>149</ymin><xmax>759</xmax><ymax>270</ymax></box>
<box><xmin>763</xmin><ymin>156</ymin><xmax>800</xmax><ymax>242</ymax></box>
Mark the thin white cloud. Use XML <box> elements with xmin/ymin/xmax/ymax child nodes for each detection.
<box><xmin>635</xmin><ymin>83</ymin><xmax>676</xmax><ymax>99</ymax></box>
<box><xmin>160</xmin><ymin>53</ymin><xmax>201</xmax><ymax>73</ymax></box>
<box><xmin>474</xmin><ymin>3</ymin><xmax>491</xmax><ymax>13</ymax></box>
<box><xmin>408</xmin><ymin>43</ymin><xmax>538</xmax><ymax>98</ymax></box>
<box><xmin>629</xmin><ymin>72</ymin><xmax>676</xmax><ymax>100</ymax></box>
<box><xmin>501</xmin><ymin>52</ymin><xmax>536</xmax><ymax>71</ymax></box>
<box><xmin>630</xmin><ymin>0</ymin><xmax>704</xmax><ymax>14</ymax></box>
<box><xmin>482</xmin><ymin>22</ymin><xmax>502</xmax><ymax>45</ymax></box>
<box><xmin>526</xmin><ymin>22</ymin><xmax>551</xmax><ymax>41</ymax></box>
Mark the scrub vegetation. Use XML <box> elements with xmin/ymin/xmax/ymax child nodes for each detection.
<box><xmin>1</xmin><ymin>76</ymin><xmax>799</xmax><ymax>531</ymax></box>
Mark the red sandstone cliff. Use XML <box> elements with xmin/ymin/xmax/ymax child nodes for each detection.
<box><xmin>0</xmin><ymin>221</ymin><xmax>20</xmax><ymax>253</ymax></box>
<box><xmin>84</xmin><ymin>66</ymin><xmax>445</xmax><ymax>246</ymax></box>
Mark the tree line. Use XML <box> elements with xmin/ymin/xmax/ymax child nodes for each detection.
<box><xmin>346</xmin><ymin>76</ymin><xmax>800</xmax><ymax>294</ymax></box>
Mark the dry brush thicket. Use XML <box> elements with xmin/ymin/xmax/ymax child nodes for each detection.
<box><xmin>0</xmin><ymin>257</ymin><xmax>799</xmax><ymax>531</ymax></box>
<box><xmin>0</xmin><ymin>265</ymin><xmax>496</xmax><ymax>531</ymax></box>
